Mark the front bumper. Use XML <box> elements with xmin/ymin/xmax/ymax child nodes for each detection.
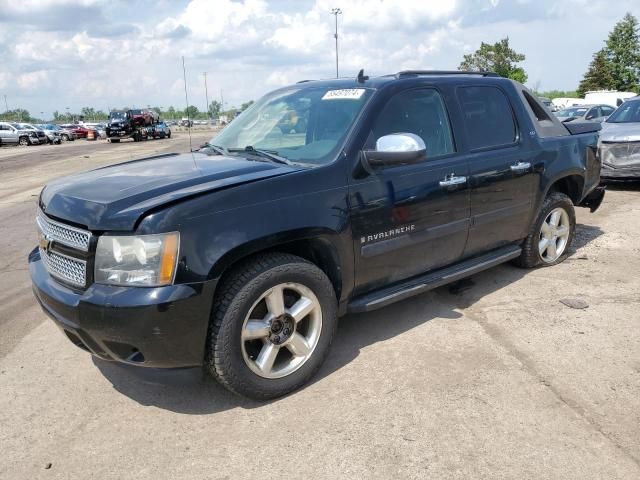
<box><xmin>29</xmin><ymin>248</ymin><xmax>216</xmax><ymax>368</ymax></box>
<box><xmin>601</xmin><ymin>163</ymin><xmax>640</xmax><ymax>179</ymax></box>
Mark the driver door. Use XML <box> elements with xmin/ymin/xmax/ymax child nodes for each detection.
<box><xmin>348</xmin><ymin>87</ymin><xmax>470</xmax><ymax>295</ymax></box>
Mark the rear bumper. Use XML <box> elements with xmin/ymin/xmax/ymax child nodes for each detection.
<box><xmin>29</xmin><ymin>248</ymin><xmax>216</xmax><ymax>368</ymax></box>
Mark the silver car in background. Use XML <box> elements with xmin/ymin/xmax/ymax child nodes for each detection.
<box><xmin>0</xmin><ymin>122</ymin><xmax>40</xmax><ymax>145</ymax></box>
<box><xmin>17</xmin><ymin>123</ymin><xmax>48</xmax><ymax>145</ymax></box>
<box><xmin>599</xmin><ymin>97</ymin><xmax>640</xmax><ymax>180</ymax></box>
<box><xmin>555</xmin><ymin>104</ymin><xmax>615</xmax><ymax>123</ymax></box>
<box><xmin>35</xmin><ymin>124</ymin><xmax>62</xmax><ymax>144</ymax></box>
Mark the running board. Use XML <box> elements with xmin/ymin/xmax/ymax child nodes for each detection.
<box><xmin>347</xmin><ymin>245</ymin><xmax>522</xmax><ymax>313</ymax></box>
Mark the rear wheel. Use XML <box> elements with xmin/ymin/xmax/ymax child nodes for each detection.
<box><xmin>515</xmin><ymin>192</ymin><xmax>576</xmax><ymax>268</ymax></box>
<box><xmin>206</xmin><ymin>253</ymin><xmax>337</xmax><ymax>400</ymax></box>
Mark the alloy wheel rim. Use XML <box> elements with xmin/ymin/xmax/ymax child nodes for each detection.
<box><xmin>240</xmin><ymin>282</ymin><xmax>322</xmax><ymax>379</ymax></box>
<box><xmin>538</xmin><ymin>207</ymin><xmax>570</xmax><ymax>263</ymax></box>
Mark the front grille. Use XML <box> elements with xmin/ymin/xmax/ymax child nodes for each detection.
<box><xmin>39</xmin><ymin>247</ymin><xmax>87</xmax><ymax>287</ymax></box>
<box><xmin>37</xmin><ymin>211</ymin><xmax>91</xmax><ymax>251</ymax></box>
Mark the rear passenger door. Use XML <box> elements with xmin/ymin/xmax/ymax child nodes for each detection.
<box><xmin>457</xmin><ymin>86</ymin><xmax>537</xmax><ymax>257</ymax></box>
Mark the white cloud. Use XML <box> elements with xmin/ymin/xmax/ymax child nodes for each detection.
<box><xmin>17</xmin><ymin>70</ymin><xmax>49</xmax><ymax>89</ymax></box>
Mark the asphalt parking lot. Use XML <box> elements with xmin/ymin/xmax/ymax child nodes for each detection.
<box><xmin>1</xmin><ymin>135</ymin><xmax>639</xmax><ymax>479</ymax></box>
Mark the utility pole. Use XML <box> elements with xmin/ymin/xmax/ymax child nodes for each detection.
<box><xmin>331</xmin><ymin>8</ymin><xmax>342</xmax><ymax>78</ymax></box>
<box><xmin>3</xmin><ymin>95</ymin><xmax>8</xmax><ymax>113</ymax></box>
<box><xmin>203</xmin><ymin>72</ymin><xmax>209</xmax><ymax>120</ymax></box>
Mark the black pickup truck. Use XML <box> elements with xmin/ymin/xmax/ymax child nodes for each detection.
<box><xmin>30</xmin><ymin>71</ymin><xmax>605</xmax><ymax>399</ymax></box>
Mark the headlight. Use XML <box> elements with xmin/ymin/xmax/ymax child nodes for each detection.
<box><xmin>95</xmin><ymin>232</ymin><xmax>179</xmax><ymax>286</ymax></box>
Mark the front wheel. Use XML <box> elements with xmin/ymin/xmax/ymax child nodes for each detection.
<box><xmin>515</xmin><ymin>192</ymin><xmax>576</xmax><ymax>268</ymax></box>
<box><xmin>206</xmin><ymin>253</ymin><xmax>337</xmax><ymax>400</ymax></box>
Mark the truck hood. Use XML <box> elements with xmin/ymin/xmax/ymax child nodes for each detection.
<box><xmin>600</xmin><ymin>122</ymin><xmax>640</xmax><ymax>142</ymax></box>
<box><xmin>40</xmin><ymin>152</ymin><xmax>299</xmax><ymax>231</ymax></box>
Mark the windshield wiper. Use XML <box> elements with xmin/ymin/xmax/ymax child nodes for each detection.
<box><xmin>228</xmin><ymin>146</ymin><xmax>293</xmax><ymax>165</ymax></box>
<box><xmin>198</xmin><ymin>142</ymin><xmax>229</xmax><ymax>155</ymax></box>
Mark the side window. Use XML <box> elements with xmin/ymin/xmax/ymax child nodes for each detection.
<box><xmin>601</xmin><ymin>106</ymin><xmax>614</xmax><ymax>116</ymax></box>
<box><xmin>372</xmin><ymin>88</ymin><xmax>455</xmax><ymax>158</ymax></box>
<box><xmin>586</xmin><ymin>107</ymin><xmax>600</xmax><ymax>119</ymax></box>
<box><xmin>458</xmin><ymin>86</ymin><xmax>517</xmax><ymax>150</ymax></box>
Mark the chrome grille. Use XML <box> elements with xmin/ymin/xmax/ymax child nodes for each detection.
<box><xmin>37</xmin><ymin>211</ymin><xmax>91</xmax><ymax>251</ymax></box>
<box><xmin>39</xmin><ymin>248</ymin><xmax>87</xmax><ymax>287</ymax></box>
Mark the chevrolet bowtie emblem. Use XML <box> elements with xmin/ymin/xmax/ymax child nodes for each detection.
<box><xmin>39</xmin><ymin>234</ymin><xmax>51</xmax><ymax>251</ymax></box>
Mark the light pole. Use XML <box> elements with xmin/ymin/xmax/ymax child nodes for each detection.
<box><xmin>65</xmin><ymin>107</ymin><xmax>70</xmax><ymax>122</ymax></box>
<box><xmin>331</xmin><ymin>8</ymin><xmax>342</xmax><ymax>78</ymax></box>
<box><xmin>203</xmin><ymin>72</ymin><xmax>209</xmax><ymax>120</ymax></box>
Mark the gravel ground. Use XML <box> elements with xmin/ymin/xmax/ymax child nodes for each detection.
<box><xmin>0</xmin><ymin>136</ymin><xmax>639</xmax><ymax>479</ymax></box>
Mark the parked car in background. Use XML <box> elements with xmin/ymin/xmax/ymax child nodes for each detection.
<box><xmin>17</xmin><ymin>123</ymin><xmax>49</xmax><ymax>145</ymax></box>
<box><xmin>60</xmin><ymin>124</ymin><xmax>90</xmax><ymax>138</ymax></box>
<box><xmin>154</xmin><ymin>121</ymin><xmax>171</xmax><ymax>138</ymax></box>
<box><xmin>35</xmin><ymin>124</ymin><xmax>62</xmax><ymax>144</ymax></box>
<box><xmin>554</xmin><ymin>104</ymin><xmax>615</xmax><ymax>123</ymax></box>
<box><xmin>0</xmin><ymin>122</ymin><xmax>38</xmax><ymax>146</ymax></box>
<box><xmin>45</xmin><ymin>124</ymin><xmax>76</xmax><ymax>141</ymax></box>
<box><xmin>600</xmin><ymin>96</ymin><xmax>640</xmax><ymax>179</ymax></box>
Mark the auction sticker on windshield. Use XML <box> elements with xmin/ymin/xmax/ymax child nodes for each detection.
<box><xmin>322</xmin><ymin>89</ymin><xmax>366</xmax><ymax>100</ymax></box>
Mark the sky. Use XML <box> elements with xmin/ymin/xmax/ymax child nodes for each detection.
<box><xmin>0</xmin><ymin>0</ymin><xmax>638</xmax><ymax>118</ymax></box>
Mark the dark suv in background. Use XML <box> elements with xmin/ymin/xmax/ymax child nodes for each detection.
<box><xmin>30</xmin><ymin>71</ymin><xmax>604</xmax><ymax>399</ymax></box>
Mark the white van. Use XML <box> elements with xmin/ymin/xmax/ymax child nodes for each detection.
<box><xmin>584</xmin><ymin>90</ymin><xmax>637</xmax><ymax>108</ymax></box>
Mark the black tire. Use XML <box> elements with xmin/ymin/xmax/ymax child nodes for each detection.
<box><xmin>61</xmin><ymin>134</ymin><xmax>69</xmax><ymax>142</ymax></box>
<box><xmin>206</xmin><ymin>253</ymin><xmax>338</xmax><ymax>400</ymax></box>
<box><xmin>167</xmin><ymin>131</ymin><xmax>171</xmax><ymax>138</ymax></box>
<box><xmin>19</xmin><ymin>136</ymin><xmax>29</xmax><ymax>146</ymax></box>
<box><xmin>514</xmin><ymin>191</ymin><xmax>576</xmax><ymax>268</ymax></box>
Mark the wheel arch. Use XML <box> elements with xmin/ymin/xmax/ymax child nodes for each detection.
<box><xmin>544</xmin><ymin>173</ymin><xmax>585</xmax><ymax>205</ymax></box>
<box><xmin>209</xmin><ymin>229</ymin><xmax>344</xmax><ymax>301</ymax></box>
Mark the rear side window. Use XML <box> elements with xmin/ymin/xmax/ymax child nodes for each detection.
<box><xmin>458</xmin><ymin>86</ymin><xmax>517</xmax><ymax>150</ymax></box>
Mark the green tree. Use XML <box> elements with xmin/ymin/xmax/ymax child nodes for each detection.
<box><xmin>605</xmin><ymin>12</ymin><xmax>640</xmax><ymax>92</ymax></box>
<box><xmin>184</xmin><ymin>105</ymin><xmax>199</xmax><ymax>119</ymax></box>
<box><xmin>459</xmin><ymin>37</ymin><xmax>528</xmax><ymax>83</ymax></box>
<box><xmin>81</xmin><ymin>107</ymin><xmax>96</xmax><ymax>121</ymax></box>
<box><xmin>577</xmin><ymin>49</ymin><xmax>616</xmax><ymax>97</ymax></box>
<box><xmin>0</xmin><ymin>109</ymin><xmax>32</xmax><ymax>122</ymax></box>
<box><xmin>208</xmin><ymin>100</ymin><xmax>222</xmax><ymax>118</ymax></box>
<box><xmin>166</xmin><ymin>106</ymin><xmax>176</xmax><ymax>120</ymax></box>
<box><xmin>241</xmin><ymin>100</ymin><xmax>254</xmax><ymax>111</ymax></box>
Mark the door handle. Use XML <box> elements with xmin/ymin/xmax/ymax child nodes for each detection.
<box><xmin>439</xmin><ymin>175</ymin><xmax>467</xmax><ymax>188</ymax></box>
<box><xmin>510</xmin><ymin>161</ymin><xmax>531</xmax><ymax>172</ymax></box>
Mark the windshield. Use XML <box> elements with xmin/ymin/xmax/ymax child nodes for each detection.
<box><xmin>557</xmin><ymin>107</ymin><xmax>588</xmax><ymax>117</ymax></box>
<box><xmin>210</xmin><ymin>86</ymin><xmax>373</xmax><ymax>166</ymax></box>
<box><xmin>110</xmin><ymin>111</ymin><xmax>127</xmax><ymax>121</ymax></box>
<box><xmin>606</xmin><ymin>101</ymin><xmax>640</xmax><ymax>123</ymax></box>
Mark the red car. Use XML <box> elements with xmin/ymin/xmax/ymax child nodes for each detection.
<box><xmin>60</xmin><ymin>124</ymin><xmax>92</xmax><ymax>138</ymax></box>
<box><xmin>130</xmin><ymin>109</ymin><xmax>159</xmax><ymax>127</ymax></box>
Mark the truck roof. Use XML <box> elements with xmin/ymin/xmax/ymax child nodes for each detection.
<box><xmin>292</xmin><ymin>70</ymin><xmax>510</xmax><ymax>90</ymax></box>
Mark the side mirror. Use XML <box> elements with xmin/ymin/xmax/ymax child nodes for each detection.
<box><xmin>362</xmin><ymin>133</ymin><xmax>427</xmax><ymax>167</ymax></box>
